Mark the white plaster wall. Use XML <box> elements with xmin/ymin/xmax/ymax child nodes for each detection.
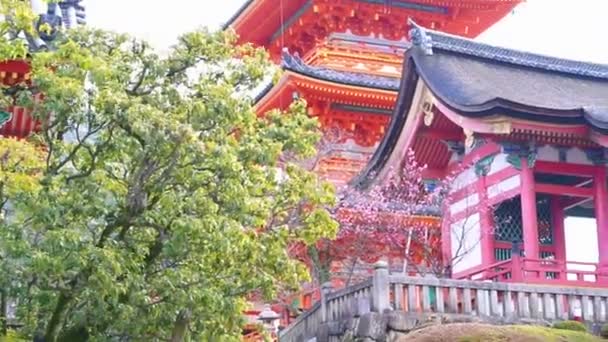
<box><xmin>569</xmin><ymin>147</ymin><xmax>592</xmax><ymax>165</ymax></box>
<box><xmin>487</xmin><ymin>175</ymin><xmax>521</xmax><ymax>199</ymax></box>
<box><xmin>488</xmin><ymin>153</ymin><xmax>510</xmax><ymax>176</ymax></box>
<box><xmin>450</xmin><ymin>193</ymin><xmax>479</xmax><ymax>215</ymax></box>
<box><xmin>537</xmin><ymin>145</ymin><xmax>560</xmax><ymax>162</ymax></box>
<box><xmin>451</xmin><ymin>213</ymin><xmax>482</xmax><ymax>273</ymax></box>
<box><xmin>450</xmin><ymin>166</ymin><xmax>477</xmax><ymax>193</ymax></box>
<box><xmin>536</xmin><ymin>145</ymin><xmax>592</xmax><ymax>164</ymax></box>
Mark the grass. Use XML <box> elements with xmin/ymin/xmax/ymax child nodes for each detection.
<box><xmin>0</xmin><ymin>331</ymin><xmax>27</xmax><ymax>342</ymax></box>
<box><xmin>400</xmin><ymin>323</ymin><xmax>602</xmax><ymax>342</ymax></box>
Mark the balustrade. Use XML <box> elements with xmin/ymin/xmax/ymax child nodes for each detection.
<box><xmin>279</xmin><ymin>261</ymin><xmax>608</xmax><ymax>342</ymax></box>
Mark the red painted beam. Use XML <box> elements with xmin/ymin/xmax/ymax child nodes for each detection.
<box><xmin>419</xmin><ymin>127</ymin><xmax>463</xmax><ymax>141</ymax></box>
<box><xmin>446</xmin><ymin>142</ymin><xmax>501</xmax><ymax>175</ymax></box>
<box><xmin>536</xmin><ymin>183</ymin><xmax>594</xmax><ymax>198</ymax></box>
<box><xmin>535</xmin><ymin>161</ymin><xmax>601</xmax><ymax>176</ymax></box>
<box><xmin>561</xmin><ymin>197</ymin><xmax>593</xmax><ymax>210</ymax></box>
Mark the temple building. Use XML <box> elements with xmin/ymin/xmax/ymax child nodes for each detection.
<box><xmin>226</xmin><ymin>0</ymin><xmax>522</xmax><ymax>185</ymax></box>
<box><xmin>224</xmin><ymin>0</ymin><xmax>523</xmax><ymax>337</ymax></box>
<box><xmin>355</xmin><ymin>23</ymin><xmax>608</xmax><ymax>287</ymax></box>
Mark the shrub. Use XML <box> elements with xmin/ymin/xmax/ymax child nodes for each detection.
<box><xmin>600</xmin><ymin>323</ymin><xmax>608</xmax><ymax>339</ymax></box>
<box><xmin>553</xmin><ymin>320</ymin><xmax>588</xmax><ymax>332</ymax></box>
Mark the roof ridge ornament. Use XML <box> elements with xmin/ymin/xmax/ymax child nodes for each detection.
<box><xmin>408</xmin><ymin>19</ymin><xmax>433</xmax><ymax>56</ymax></box>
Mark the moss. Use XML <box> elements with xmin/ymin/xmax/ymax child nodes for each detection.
<box><xmin>600</xmin><ymin>323</ymin><xmax>608</xmax><ymax>339</ymax></box>
<box><xmin>0</xmin><ymin>331</ymin><xmax>27</xmax><ymax>342</ymax></box>
<box><xmin>403</xmin><ymin>323</ymin><xmax>602</xmax><ymax>342</ymax></box>
<box><xmin>504</xmin><ymin>325</ymin><xmax>598</xmax><ymax>342</ymax></box>
<box><xmin>552</xmin><ymin>320</ymin><xmax>588</xmax><ymax>332</ymax></box>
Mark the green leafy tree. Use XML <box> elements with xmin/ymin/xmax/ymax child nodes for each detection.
<box><xmin>0</xmin><ymin>6</ymin><xmax>338</xmax><ymax>341</ymax></box>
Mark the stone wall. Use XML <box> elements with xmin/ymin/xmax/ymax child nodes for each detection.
<box><xmin>314</xmin><ymin>311</ymin><xmax>559</xmax><ymax>342</ymax></box>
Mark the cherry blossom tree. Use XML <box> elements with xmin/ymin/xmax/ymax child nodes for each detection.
<box><xmin>295</xmin><ymin>147</ymin><xmax>483</xmax><ymax>286</ymax></box>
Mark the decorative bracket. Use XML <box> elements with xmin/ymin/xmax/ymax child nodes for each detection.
<box><xmin>422</xmin><ymin>99</ymin><xmax>434</xmax><ymax>126</ymax></box>
<box><xmin>442</xmin><ymin>140</ymin><xmax>464</xmax><ymax>159</ymax></box>
<box><xmin>501</xmin><ymin>142</ymin><xmax>537</xmax><ymax>170</ymax></box>
<box><xmin>475</xmin><ymin>154</ymin><xmax>496</xmax><ymax>177</ymax></box>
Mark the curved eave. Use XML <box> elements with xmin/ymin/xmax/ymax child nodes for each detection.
<box><xmin>414</xmin><ymin>60</ymin><xmax>608</xmax><ymax>136</ymax></box>
<box><xmin>222</xmin><ymin>0</ymin><xmax>254</xmax><ymax>30</ymax></box>
<box><xmin>255</xmin><ymin>70</ymin><xmax>399</xmax><ymax>114</ymax></box>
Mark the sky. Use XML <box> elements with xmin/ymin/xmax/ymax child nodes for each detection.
<box><xmin>85</xmin><ymin>0</ymin><xmax>606</xmax><ymax>264</ymax></box>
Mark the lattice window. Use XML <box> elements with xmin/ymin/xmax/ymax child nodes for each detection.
<box><xmin>537</xmin><ymin>197</ymin><xmax>553</xmax><ymax>245</ymax></box>
<box><xmin>493</xmin><ymin>196</ymin><xmax>553</xmax><ymax>245</ymax></box>
<box><xmin>494</xmin><ymin>197</ymin><xmax>523</xmax><ymax>243</ymax></box>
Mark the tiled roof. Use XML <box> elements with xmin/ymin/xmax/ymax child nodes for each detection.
<box><xmin>253</xmin><ymin>51</ymin><xmax>401</xmax><ymax>103</ymax></box>
<box><xmin>352</xmin><ymin>23</ymin><xmax>608</xmax><ymax>190</ymax></box>
<box><xmin>281</xmin><ymin>51</ymin><xmax>401</xmax><ymax>91</ymax></box>
<box><xmin>222</xmin><ymin>0</ymin><xmax>254</xmax><ymax>29</ymax></box>
<box><xmin>410</xmin><ymin>22</ymin><xmax>608</xmax><ymax>79</ymax></box>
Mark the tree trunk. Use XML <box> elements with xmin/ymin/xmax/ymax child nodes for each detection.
<box><xmin>44</xmin><ymin>292</ymin><xmax>72</xmax><ymax>342</ymax></box>
<box><xmin>402</xmin><ymin>229</ymin><xmax>413</xmax><ymax>274</ymax></box>
<box><xmin>0</xmin><ymin>289</ymin><xmax>6</xmax><ymax>336</ymax></box>
<box><xmin>308</xmin><ymin>245</ymin><xmax>330</xmax><ymax>284</ymax></box>
<box><xmin>170</xmin><ymin>310</ymin><xmax>191</xmax><ymax>342</ymax></box>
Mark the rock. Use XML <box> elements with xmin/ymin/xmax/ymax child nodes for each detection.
<box><xmin>315</xmin><ymin>323</ymin><xmax>329</xmax><ymax>341</ymax></box>
<box><xmin>518</xmin><ymin>318</ymin><xmax>551</xmax><ymax>327</ymax></box>
<box><xmin>440</xmin><ymin>314</ymin><xmax>483</xmax><ymax>325</ymax></box>
<box><xmin>387</xmin><ymin>312</ymin><xmax>419</xmax><ymax>332</ymax></box>
<box><xmin>387</xmin><ymin>330</ymin><xmax>408</xmax><ymax>342</ymax></box>
<box><xmin>328</xmin><ymin>321</ymin><xmax>345</xmax><ymax>336</ymax></box>
<box><xmin>408</xmin><ymin>321</ymin><xmax>440</xmax><ymax>334</ymax></box>
<box><xmin>356</xmin><ymin>312</ymin><xmax>388</xmax><ymax>341</ymax></box>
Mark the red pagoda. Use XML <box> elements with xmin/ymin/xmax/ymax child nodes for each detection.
<box><xmin>224</xmin><ymin>0</ymin><xmax>522</xmax><ymax>337</ymax></box>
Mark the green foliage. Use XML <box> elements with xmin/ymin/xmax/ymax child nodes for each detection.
<box><xmin>552</xmin><ymin>320</ymin><xmax>588</xmax><ymax>332</ymax></box>
<box><xmin>0</xmin><ymin>4</ymin><xmax>337</xmax><ymax>341</ymax></box>
<box><xmin>600</xmin><ymin>323</ymin><xmax>608</xmax><ymax>338</ymax></box>
<box><xmin>0</xmin><ymin>330</ymin><xmax>27</xmax><ymax>342</ymax></box>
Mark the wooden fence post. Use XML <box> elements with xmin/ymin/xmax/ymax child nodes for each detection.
<box><xmin>511</xmin><ymin>245</ymin><xmax>523</xmax><ymax>282</ymax></box>
<box><xmin>321</xmin><ymin>282</ymin><xmax>332</xmax><ymax>323</ymax></box>
<box><xmin>372</xmin><ymin>261</ymin><xmax>390</xmax><ymax>313</ymax></box>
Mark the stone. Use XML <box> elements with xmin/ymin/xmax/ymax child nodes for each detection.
<box><xmin>518</xmin><ymin>318</ymin><xmax>551</xmax><ymax>327</ymax></box>
<box><xmin>315</xmin><ymin>323</ymin><xmax>329</xmax><ymax>341</ymax></box>
<box><xmin>408</xmin><ymin>321</ymin><xmax>440</xmax><ymax>334</ymax></box>
<box><xmin>328</xmin><ymin>321</ymin><xmax>345</xmax><ymax>336</ymax></box>
<box><xmin>440</xmin><ymin>314</ymin><xmax>482</xmax><ymax>324</ymax></box>
<box><xmin>356</xmin><ymin>312</ymin><xmax>388</xmax><ymax>341</ymax></box>
<box><xmin>387</xmin><ymin>312</ymin><xmax>419</xmax><ymax>332</ymax></box>
<box><xmin>387</xmin><ymin>330</ymin><xmax>408</xmax><ymax>342</ymax></box>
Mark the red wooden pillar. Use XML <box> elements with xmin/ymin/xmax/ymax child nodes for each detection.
<box><xmin>594</xmin><ymin>167</ymin><xmax>608</xmax><ymax>267</ymax></box>
<box><xmin>551</xmin><ymin>196</ymin><xmax>566</xmax><ymax>262</ymax></box>
<box><xmin>520</xmin><ymin>157</ymin><xmax>539</xmax><ymax>261</ymax></box>
<box><xmin>477</xmin><ymin>176</ymin><xmax>494</xmax><ymax>266</ymax></box>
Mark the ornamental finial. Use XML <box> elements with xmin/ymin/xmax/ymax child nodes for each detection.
<box><xmin>408</xmin><ymin>19</ymin><xmax>433</xmax><ymax>56</ymax></box>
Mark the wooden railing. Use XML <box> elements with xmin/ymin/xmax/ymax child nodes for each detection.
<box><xmin>455</xmin><ymin>255</ymin><xmax>608</xmax><ymax>286</ymax></box>
<box><xmin>388</xmin><ymin>275</ymin><xmax>608</xmax><ymax>321</ymax></box>
<box><xmin>279</xmin><ymin>261</ymin><xmax>608</xmax><ymax>342</ymax></box>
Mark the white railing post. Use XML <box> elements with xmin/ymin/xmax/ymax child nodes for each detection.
<box><xmin>320</xmin><ymin>282</ymin><xmax>332</xmax><ymax>323</ymax></box>
<box><xmin>372</xmin><ymin>260</ymin><xmax>390</xmax><ymax>312</ymax></box>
